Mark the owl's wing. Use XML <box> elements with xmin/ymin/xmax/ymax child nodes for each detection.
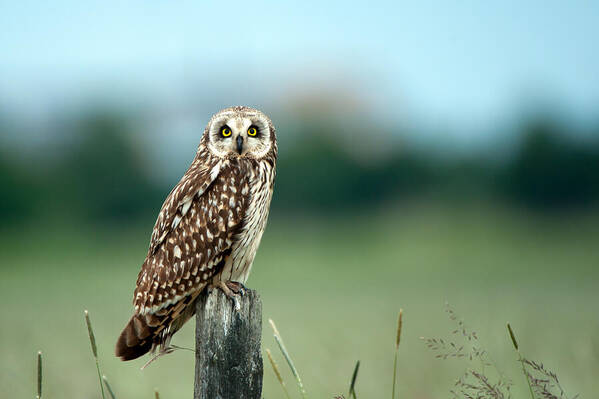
<box><xmin>148</xmin><ymin>161</ymin><xmax>222</xmax><ymax>256</ymax></box>
<box><xmin>116</xmin><ymin>162</ymin><xmax>249</xmax><ymax>360</ymax></box>
<box><xmin>134</xmin><ymin>161</ymin><xmax>249</xmax><ymax>314</ymax></box>
<box><xmin>116</xmin><ymin>161</ymin><xmax>250</xmax><ymax>360</ymax></box>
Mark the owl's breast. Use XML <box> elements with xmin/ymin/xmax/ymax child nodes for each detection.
<box><xmin>217</xmin><ymin>159</ymin><xmax>275</xmax><ymax>284</ymax></box>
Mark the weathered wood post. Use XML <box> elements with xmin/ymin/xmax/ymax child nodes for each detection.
<box><xmin>194</xmin><ymin>288</ymin><xmax>263</xmax><ymax>399</ymax></box>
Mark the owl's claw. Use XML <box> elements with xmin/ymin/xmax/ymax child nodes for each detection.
<box><xmin>211</xmin><ymin>280</ymin><xmax>246</xmax><ymax>311</ymax></box>
<box><xmin>226</xmin><ymin>281</ymin><xmax>246</xmax><ymax>296</ymax></box>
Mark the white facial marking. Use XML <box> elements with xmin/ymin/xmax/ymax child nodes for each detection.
<box><xmin>207</xmin><ymin>110</ymin><xmax>271</xmax><ymax>158</ymax></box>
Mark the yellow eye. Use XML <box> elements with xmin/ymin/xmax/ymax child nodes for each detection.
<box><xmin>221</xmin><ymin>126</ymin><xmax>232</xmax><ymax>137</ymax></box>
<box><xmin>247</xmin><ymin>126</ymin><xmax>258</xmax><ymax>136</ymax></box>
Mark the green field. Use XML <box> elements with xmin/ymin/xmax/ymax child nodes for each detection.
<box><xmin>1</xmin><ymin>202</ymin><xmax>598</xmax><ymax>398</ymax></box>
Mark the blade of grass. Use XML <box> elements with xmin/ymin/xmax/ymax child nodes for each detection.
<box><xmin>266</xmin><ymin>348</ymin><xmax>291</xmax><ymax>399</ymax></box>
<box><xmin>36</xmin><ymin>351</ymin><xmax>42</xmax><ymax>399</ymax></box>
<box><xmin>507</xmin><ymin>323</ymin><xmax>535</xmax><ymax>399</ymax></box>
<box><xmin>102</xmin><ymin>375</ymin><xmax>117</xmax><ymax>399</ymax></box>
<box><xmin>348</xmin><ymin>360</ymin><xmax>360</xmax><ymax>399</ymax></box>
<box><xmin>269</xmin><ymin>318</ymin><xmax>307</xmax><ymax>399</ymax></box>
<box><xmin>392</xmin><ymin>309</ymin><xmax>403</xmax><ymax>399</ymax></box>
<box><xmin>85</xmin><ymin>310</ymin><xmax>106</xmax><ymax>399</ymax></box>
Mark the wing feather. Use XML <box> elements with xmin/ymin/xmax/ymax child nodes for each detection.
<box><xmin>134</xmin><ymin>160</ymin><xmax>248</xmax><ymax>314</ymax></box>
<box><xmin>149</xmin><ymin>162</ymin><xmax>222</xmax><ymax>255</ymax></box>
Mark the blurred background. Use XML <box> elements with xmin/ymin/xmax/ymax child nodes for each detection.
<box><xmin>1</xmin><ymin>1</ymin><xmax>598</xmax><ymax>398</ymax></box>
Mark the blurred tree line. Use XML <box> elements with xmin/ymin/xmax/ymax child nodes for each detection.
<box><xmin>1</xmin><ymin>109</ymin><xmax>598</xmax><ymax>227</ymax></box>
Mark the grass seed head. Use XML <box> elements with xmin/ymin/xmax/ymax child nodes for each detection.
<box><xmin>266</xmin><ymin>348</ymin><xmax>291</xmax><ymax>399</ymax></box>
<box><xmin>84</xmin><ymin>310</ymin><xmax>98</xmax><ymax>358</ymax></box>
<box><xmin>37</xmin><ymin>351</ymin><xmax>42</xmax><ymax>399</ymax></box>
<box><xmin>396</xmin><ymin>309</ymin><xmax>403</xmax><ymax>349</ymax></box>
<box><xmin>266</xmin><ymin>349</ymin><xmax>285</xmax><ymax>385</ymax></box>
<box><xmin>84</xmin><ymin>310</ymin><xmax>106</xmax><ymax>399</ymax></box>
<box><xmin>507</xmin><ymin>323</ymin><xmax>518</xmax><ymax>350</ymax></box>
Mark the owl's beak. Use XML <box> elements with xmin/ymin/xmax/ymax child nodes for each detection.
<box><xmin>236</xmin><ymin>135</ymin><xmax>244</xmax><ymax>155</ymax></box>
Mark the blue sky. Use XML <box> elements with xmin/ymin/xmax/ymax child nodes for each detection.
<box><xmin>1</xmin><ymin>0</ymin><xmax>598</xmax><ymax>137</ymax></box>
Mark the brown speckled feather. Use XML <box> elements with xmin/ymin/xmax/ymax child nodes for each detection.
<box><xmin>116</xmin><ymin>156</ymin><xmax>250</xmax><ymax>360</ymax></box>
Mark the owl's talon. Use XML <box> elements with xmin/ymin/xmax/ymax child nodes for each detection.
<box><xmin>224</xmin><ymin>280</ymin><xmax>246</xmax><ymax>295</ymax></box>
<box><xmin>210</xmin><ymin>281</ymin><xmax>245</xmax><ymax>310</ymax></box>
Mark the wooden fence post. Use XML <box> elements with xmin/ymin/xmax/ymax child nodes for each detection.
<box><xmin>194</xmin><ymin>288</ymin><xmax>263</xmax><ymax>399</ymax></box>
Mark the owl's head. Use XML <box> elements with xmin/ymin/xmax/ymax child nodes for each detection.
<box><xmin>201</xmin><ymin>106</ymin><xmax>276</xmax><ymax>160</ymax></box>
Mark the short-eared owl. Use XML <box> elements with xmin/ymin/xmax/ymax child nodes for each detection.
<box><xmin>116</xmin><ymin>106</ymin><xmax>277</xmax><ymax>361</ymax></box>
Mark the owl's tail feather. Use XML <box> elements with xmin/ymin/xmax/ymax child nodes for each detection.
<box><xmin>115</xmin><ymin>314</ymin><xmax>158</xmax><ymax>361</ymax></box>
<box><xmin>116</xmin><ymin>295</ymin><xmax>199</xmax><ymax>361</ymax></box>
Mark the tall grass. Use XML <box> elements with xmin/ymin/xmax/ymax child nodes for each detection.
<box><xmin>268</xmin><ymin>318</ymin><xmax>307</xmax><ymax>398</ymax></box>
<box><xmin>348</xmin><ymin>360</ymin><xmax>360</xmax><ymax>399</ymax></box>
<box><xmin>507</xmin><ymin>323</ymin><xmax>578</xmax><ymax>399</ymax></box>
<box><xmin>102</xmin><ymin>375</ymin><xmax>117</xmax><ymax>399</ymax></box>
<box><xmin>392</xmin><ymin>309</ymin><xmax>403</xmax><ymax>399</ymax></box>
<box><xmin>84</xmin><ymin>310</ymin><xmax>106</xmax><ymax>399</ymax></box>
<box><xmin>507</xmin><ymin>323</ymin><xmax>535</xmax><ymax>399</ymax></box>
<box><xmin>36</xmin><ymin>351</ymin><xmax>42</xmax><ymax>399</ymax></box>
<box><xmin>266</xmin><ymin>303</ymin><xmax>580</xmax><ymax>398</ymax></box>
<box><xmin>266</xmin><ymin>309</ymin><xmax>404</xmax><ymax>399</ymax></box>
<box><xmin>34</xmin><ymin>310</ymin><xmax>120</xmax><ymax>399</ymax></box>
<box><xmin>421</xmin><ymin>305</ymin><xmax>578</xmax><ymax>399</ymax></box>
<box><xmin>266</xmin><ymin>348</ymin><xmax>291</xmax><ymax>399</ymax></box>
<box><xmin>33</xmin><ymin>304</ymin><xmax>578</xmax><ymax>399</ymax></box>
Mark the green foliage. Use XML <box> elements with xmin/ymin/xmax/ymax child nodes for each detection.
<box><xmin>55</xmin><ymin>111</ymin><xmax>163</xmax><ymax>222</ymax></box>
<box><xmin>0</xmin><ymin>109</ymin><xmax>163</xmax><ymax>227</ymax></box>
<box><xmin>275</xmin><ymin>132</ymin><xmax>438</xmax><ymax>212</ymax></box>
<box><xmin>1</xmin><ymin>108</ymin><xmax>599</xmax><ymax>229</ymax></box>
<box><xmin>503</xmin><ymin>120</ymin><xmax>599</xmax><ymax>208</ymax></box>
<box><xmin>0</xmin><ymin>157</ymin><xmax>39</xmax><ymax>222</ymax></box>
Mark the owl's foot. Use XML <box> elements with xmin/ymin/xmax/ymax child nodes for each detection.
<box><xmin>225</xmin><ymin>280</ymin><xmax>246</xmax><ymax>296</ymax></box>
<box><xmin>210</xmin><ymin>280</ymin><xmax>246</xmax><ymax>311</ymax></box>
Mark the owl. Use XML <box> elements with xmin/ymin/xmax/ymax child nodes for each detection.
<box><xmin>115</xmin><ymin>106</ymin><xmax>277</xmax><ymax>361</ymax></box>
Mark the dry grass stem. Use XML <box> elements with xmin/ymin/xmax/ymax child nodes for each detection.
<box><xmin>84</xmin><ymin>310</ymin><xmax>106</xmax><ymax>399</ymax></box>
<box><xmin>269</xmin><ymin>318</ymin><xmax>307</xmax><ymax>399</ymax></box>
<box><xmin>102</xmin><ymin>375</ymin><xmax>117</xmax><ymax>399</ymax></box>
<box><xmin>154</xmin><ymin>389</ymin><xmax>160</xmax><ymax>399</ymax></box>
<box><xmin>422</xmin><ymin>305</ymin><xmax>512</xmax><ymax>399</ymax></box>
<box><xmin>266</xmin><ymin>348</ymin><xmax>291</xmax><ymax>399</ymax></box>
<box><xmin>507</xmin><ymin>323</ymin><xmax>578</xmax><ymax>399</ymax></box>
